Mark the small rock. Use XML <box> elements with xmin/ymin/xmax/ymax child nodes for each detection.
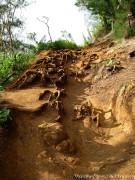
<box><xmin>44</xmin><ymin>130</ymin><xmax>68</xmax><ymax>146</ymax></box>
<box><xmin>56</xmin><ymin>139</ymin><xmax>77</xmax><ymax>154</ymax></box>
<box><xmin>38</xmin><ymin>151</ymin><xmax>47</xmax><ymax>159</ymax></box>
<box><xmin>40</xmin><ymin>122</ymin><xmax>68</xmax><ymax>146</ymax></box>
<box><xmin>104</xmin><ymin>112</ymin><xmax>112</xmax><ymax>119</ymax></box>
<box><xmin>67</xmin><ymin>157</ymin><xmax>80</xmax><ymax>165</ymax></box>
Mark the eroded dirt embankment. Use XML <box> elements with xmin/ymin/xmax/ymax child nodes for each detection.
<box><xmin>0</xmin><ymin>34</ymin><xmax>135</xmax><ymax>180</ymax></box>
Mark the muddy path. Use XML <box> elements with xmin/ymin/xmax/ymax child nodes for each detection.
<box><xmin>0</xmin><ymin>35</ymin><xmax>135</xmax><ymax>180</ymax></box>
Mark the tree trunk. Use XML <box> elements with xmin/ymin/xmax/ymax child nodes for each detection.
<box><xmin>8</xmin><ymin>26</ymin><xmax>13</xmax><ymax>53</ymax></box>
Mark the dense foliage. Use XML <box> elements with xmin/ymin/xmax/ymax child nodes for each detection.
<box><xmin>28</xmin><ymin>31</ymin><xmax>79</xmax><ymax>54</ymax></box>
<box><xmin>0</xmin><ymin>0</ymin><xmax>30</xmax><ymax>53</ymax></box>
<box><xmin>0</xmin><ymin>52</ymin><xmax>35</xmax><ymax>88</ymax></box>
<box><xmin>29</xmin><ymin>39</ymin><xmax>78</xmax><ymax>54</ymax></box>
<box><xmin>75</xmin><ymin>0</ymin><xmax>135</xmax><ymax>39</ymax></box>
<box><xmin>0</xmin><ymin>107</ymin><xmax>12</xmax><ymax>123</ymax></box>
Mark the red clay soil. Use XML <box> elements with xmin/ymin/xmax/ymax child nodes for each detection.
<box><xmin>0</xmin><ymin>34</ymin><xmax>135</xmax><ymax>180</ymax></box>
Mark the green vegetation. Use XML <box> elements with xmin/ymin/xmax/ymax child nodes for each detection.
<box><xmin>126</xmin><ymin>24</ymin><xmax>135</xmax><ymax>38</ymax></box>
<box><xmin>0</xmin><ymin>0</ymin><xmax>134</xmax><ymax>126</ymax></box>
<box><xmin>47</xmin><ymin>40</ymin><xmax>78</xmax><ymax>50</ymax></box>
<box><xmin>83</xmin><ymin>28</ymin><xmax>93</xmax><ymax>46</ymax></box>
<box><xmin>30</xmin><ymin>39</ymin><xmax>78</xmax><ymax>54</ymax></box>
<box><xmin>0</xmin><ymin>52</ymin><xmax>36</xmax><ymax>87</ymax></box>
<box><xmin>75</xmin><ymin>0</ymin><xmax>135</xmax><ymax>40</ymax></box>
<box><xmin>94</xmin><ymin>75</ymin><xmax>99</xmax><ymax>80</ymax></box>
<box><xmin>28</xmin><ymin>31</ymin><xmax>79</xmax><ymax>54</ymax></box>
<box><xmin>103</xmin><ymin>75</ymin><xmax>108</xmax><ymax>79</ymax></box>
<box><xmin>0</xmin><ymin>0</ymin><xmax>31</xmax><ymax>53</ymax></box>
<box><xmin>106</xmin><ymin>59</ymin><xmax>117</xmax><ymax>66</ymax></box>
<box><xmin>0</xmin><ymin>107</ymin><xmax>12</xmax><ymax>123</ymax></box>
<box><xmin>92</xmin><ymin>19</ymin><xmax>107</xmax><ymax>40</ymax></box>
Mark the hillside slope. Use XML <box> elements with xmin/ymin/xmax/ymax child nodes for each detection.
<box><xmin>0</xmin><ymin>34</ymin><xmax>135</xmax><ymax>180</ymax></box>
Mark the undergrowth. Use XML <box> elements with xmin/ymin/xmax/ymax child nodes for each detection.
<box><xmin>0</xmin><ymin>106</ymin><xmax>12</xmax><ymax>123</ymax></box>
<box><xmin>0</xmin><ymin>51</ymin><xmax>36</xmax><ymax>124</ymax></box>
<box><xmin>92</xmin><ymin>23</ymin><xmax>107</xmax><ymax>40</ymax></box>
<box><xmin>30</xmin><ymin>39</ymin><xmax>78</xmax><ymax>54</ymax></box>
<box><xmin>47</xmin><ymin>39</ymin><xmax>78</xmax><ymax>50</ymax></box>
<box><xmin>106</xmin><ymin>59</ymin><xmax>117</xmax><ymax>66</ymax></box>
<box><xmin>0</xmin><ymin>52</ymin><xmax>36</xmax><ymax>88</ymax></box>
<box><xmin>126</xmin><ymin>24</ymin><xmax>135</xmax><ymax>38</ymax></box>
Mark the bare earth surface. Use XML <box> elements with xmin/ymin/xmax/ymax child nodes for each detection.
<box><xmin>0</xmin><ymin>34</ymin><xmax>135</xmax><ymax>180</ymax></box>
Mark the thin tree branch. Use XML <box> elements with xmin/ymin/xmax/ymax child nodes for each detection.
<box><xmin>37</xmin><ymin>17</ymin><xmax>52</xmax><ymax>42</ymax></box>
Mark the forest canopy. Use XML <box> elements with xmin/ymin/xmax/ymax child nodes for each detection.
<box><xmin>75</xmin><ymin>0</ymin><xmax>135</xmax><ymax>39</ymax></box>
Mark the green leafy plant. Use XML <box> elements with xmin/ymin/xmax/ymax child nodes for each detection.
<box><xmin>45</xmin><ymin>39</ymin><xmax>78</xmax><ymax>50</ymax></box>
<box><xmin>0</xmin><ymin>107</ymin><xmax>12</xmax><ymax>123</ymax></box>
<box><xmin>0</xmin><ymin>86</ymin><xmax>4</xmax><ymax>91</ymax></box>
<box><xmin>61</xmin><ymin>30</ymin><xmax>74</xmax><ymax>42</ymax></box>
<box><xmin>94</xmin><ymin>75</ymin><xmax>99</xmax><ymax>80</ymax></box>
<box><xmin>92</xmin><ymin>18</ymin><xmax>109</xmax><ymax>40</ymax></box>
<box><xmin>0</xmin><ymin>52</ymin><xmax>35</xmax><ymax>87</ymax></box>
<box><xmin>106</xmin><ymin>59</ymin><xmax>117</xmax><ymax>66</ymax></box>
<box><xmin>28</xmin><ymin>32</ymin><xmax>78</xmax><ymax>54</ymax></box>
<box><xmin>75</xmin><ymin>0</ymin><xmax>134</xmax><ymax>40</ymax></box>
<box><xmin>103</xmin><ymin>75</ymin><xmax>108</xmax><ymax>79</ymax></box>
<box><xmin>82</xmin><ymin>28</ymin><xmax>93</xmax><ymax>46</ymax></box>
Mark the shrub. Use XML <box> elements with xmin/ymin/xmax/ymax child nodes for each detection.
<box><xmin>48</xmin><ymin>39</ymin><xmax>78</xmax><ymax>50</ymax></box>
<box><xmin>91</xmin><ymin>16</ymin><xmax>109</xmax><ymax>41</ymax></box>
<box><xmin>0</xmin><ymin>107</ymin><xmax>12</xmax><ymax>123</ymax></box>
<box><xmin>113</xmin><ymin>20</ymin><xmax>127</xmax><ymax>39</ymax></box>
<box><xmin>0</xmin><ymin>52</ymin><xmax>35</xmax><ymax>87</ymax></box>
<box><xmin>112</xmin><ymin>1</ymin><xmax>131</xmax><ymax>40</ymax></box>
<box><xmin>92</xmin><ymin>23</ymin><xmax>107</xmax><ymax>40</ymax></box>
<box><xmin>31</xmin><ymin>39</ymin><xmax>78</xmax><ymax>54</ymax></box>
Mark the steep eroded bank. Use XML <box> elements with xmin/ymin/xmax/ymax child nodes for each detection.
<box><xmin>0</xmin><ymin>35</ymin><xmax>135</xmax><ymax>179</ymax></box>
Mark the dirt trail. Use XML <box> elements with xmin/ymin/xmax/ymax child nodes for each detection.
<box><xmin>0</xmin><ymin>34</ymin><xmax>135</xmax><ymax>180</ymax></box>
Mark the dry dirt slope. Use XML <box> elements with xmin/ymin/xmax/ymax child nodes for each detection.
<box><xmin>0</xmin><ymin>34</ymin><xmax>135</xmax><ymax>180</ymax></box>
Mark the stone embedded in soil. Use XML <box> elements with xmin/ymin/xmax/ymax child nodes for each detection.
<box><xmin>44</xmin><ymin>131</ymin><xmax>68</xmax><ymax>146</ymax></box>
<box><xmin>39</xmin><ymin>122</ymin><xmax>78</xmax><ymax>154</ymax></box>
<box><xmin>56</xmin><ymin>139</ymin><xmax>77</xmax><ymax>154</ymax></box>
<box><xmin>67</xmin><ymin>157</ymin><xmax>80</xmax><ymax>165</ymax></box>
<box><xmin>41</xmin><ymin>122</ymin><xmax>68</xmax><ymax>146</ymax></box>
<box><xmin>104</xmin><ymin>112</ymin><xmax>112</xmax><ymax>119</ymax></box>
